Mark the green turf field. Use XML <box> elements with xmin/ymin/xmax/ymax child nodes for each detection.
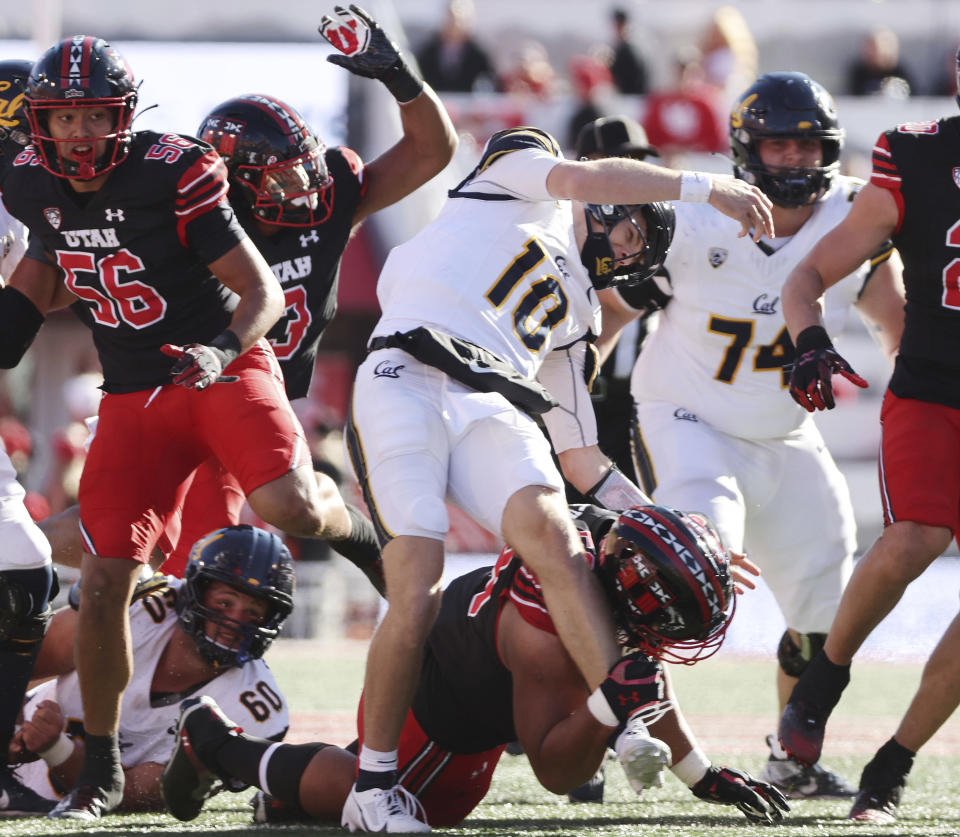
<box><xmin>6</xmin><ymin>642</ymin><xmax>959</xmax><ymax>836</ymax></box>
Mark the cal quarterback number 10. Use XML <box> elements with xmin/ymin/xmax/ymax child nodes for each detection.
<box><xmin>485</xmin><ymin>238</ymin><xmax>569</xmax><ymax>352</ymax></box>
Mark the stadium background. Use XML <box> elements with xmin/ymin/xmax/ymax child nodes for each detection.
<box><xmin>1</xmin><ymin>0</ymin><xmax>959</xmax><ymax>662</ymax></box>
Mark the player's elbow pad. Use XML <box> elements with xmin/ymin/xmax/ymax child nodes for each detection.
<box><xmin>0</xmin><ymin>286</ymin><xmax>44</xmax><ymax>368</ymax></box>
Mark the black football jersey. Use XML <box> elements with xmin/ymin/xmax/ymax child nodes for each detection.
<box><xmin>411</xmin><ymin>506</ymin><xmax>613</xmax><ymax>753</ymax></box>
<box><xmin>248</xmin><ymin>146</ymin><xmax>366</xmax><ymax>400</ymax></box>
<box><xmin>871</xmin><ymin>116</ymin><xmax>960</xmax><ymax>407</ymax></box>
<box><xmin>0</xmin><ymin>131</ymin><xmax>245</xmax><ymax>393</ymax></box>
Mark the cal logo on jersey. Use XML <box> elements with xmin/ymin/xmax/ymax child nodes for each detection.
<box><xmin>708</xmin><ymin>247</ymin><xmax>727</xmax><ymax>268</ymax></box>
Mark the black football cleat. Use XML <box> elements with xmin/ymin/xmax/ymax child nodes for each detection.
<box><xmin>848</xmin><ymin>743</ymin><xmax>910</xmax><ymax>824</ymax></box>
<box><xmin>778</xmin><ymin>699</ymin><xmax>828</xmax><ymax>768</ymax></box>
<box><xmin>568</xmin><ymin>764</ymin><xmax>605</xmax><ymax>804</ymax></box>
<box><xmin>161</xmin><ymin>695</ymin><xmax>242</xmax><ymax>821</ymax></box>
<box><xmin>0</xmin><ymin>767</ymin><xmax>56</xmax><ymax>815</ymax></box>
<box><xmin>849</xmin><ymin>784</ymin><xmax>903</xmax><ymax>824</ymax></box>
<box><xmin>48</xmin><ymin>783</ymin><xmax>120</xmax><ymax>821</ymax></box>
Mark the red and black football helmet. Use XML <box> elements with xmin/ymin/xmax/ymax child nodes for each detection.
<box><xmin>176</xmin><ymin>525</ymin><xmax>295</xmax><ymax>668</ymax></box>
<box><xmin>601</xmin><ymin>505</ymin><xmax>735</xmax><ymax>665</ymax></box>
<box><xmin>198</xmin><ymin>94</ymin><xmax>334</xmax><ymax>227</ymax></box>
<box><xmin>730</xmin><ymin>71</ymin><xmax>844</xmax><ymax>208</ymax></box>
<box><xmin>581</xmin><ymin>201</ymin><xmax>675</xmax><ymax>290</ymax></box>
<box><xmin>24</xmin><ymin>35</ymin><xmax>137</xmax><ymax>180</ymax></box>
<box><xmin>0</xmin><ymin>59</ymin><xmax>33</xmax><ymax>151</ymax></box>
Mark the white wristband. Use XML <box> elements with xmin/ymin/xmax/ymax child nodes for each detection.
<box><xmin>37</xmin><ymin>732</ymin><xmax>74</xmax><ymax>768</ymax></box>
<box><xmin>679</xmin><ymin>171</ymin><xmax>713</xmax><ymax>203</ymax></box>
<box><xmin>586</xmin><ymin>687</ymin><xmax>619</xmax><ymax>727</ymax></box>
<box><xmin>670</xmin><ymin>746</ymin><xmax>711</xmax><ymax>787</ymax></box>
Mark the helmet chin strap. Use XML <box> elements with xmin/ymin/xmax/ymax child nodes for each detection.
<box><xmin>579</xmin><ymin>207</ymin><xmax>617</xmax><ymax>287</ymax></box>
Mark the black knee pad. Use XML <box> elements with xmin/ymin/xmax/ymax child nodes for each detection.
<box><xmin>0</xmin><ymin>567</ymin><xmax>54</xmax><ymax>649</ymax></box>
<box><xmin>777</xmin><ymin>630</ymin><xmax>827</xmax><ymax>678</ymax></box>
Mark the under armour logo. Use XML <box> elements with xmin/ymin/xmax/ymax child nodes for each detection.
<box><xmin>105</xmin><ymin>208</ymin><xmax>125</xmax><ymax>222</ymax></box>
<box><xmin>300</xmin><ymin>229</ymin><xmax>319</xmax><ymax>247</ymax></box>
<box><xmin>374</xmin><ymin>360</ymin><xmax>404</xmax><ymax>379</ymax></box>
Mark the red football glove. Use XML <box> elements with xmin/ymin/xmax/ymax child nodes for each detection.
<box><xmin>788</xmin><ymin>325</ymin><xmax>867</xmax><ymax>412</ymax></box>
<box><xmin>161</xmin><ymin>330</ymin><xmax>241</xmax><ymax>391</ymax></box>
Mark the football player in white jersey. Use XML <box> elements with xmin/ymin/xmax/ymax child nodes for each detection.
<box><xmin>596</xmin><ymin>72</ymin><xmax>906</xmax><ymax>799</ymax></box>
<box><xmin>343</xmin><ymin>123</ymin><xmax>774</xmax><ymax>831</ymax></box>
<box><xmin>0</xmin><ymin>57</ymin><xmax>60</xmax><ymax>816</ymax></box>
<box><xmin>9</xmin><ymin>525</ymin><xmax>291</xmax><ymax>813</ymax></box>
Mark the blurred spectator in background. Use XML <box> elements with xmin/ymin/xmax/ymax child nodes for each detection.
<box><xmin>607</xmin><ymin>7</ymin><xmax>649</xmax><ymax>95</ymax></box>
<box><xmin>846</xmin><ymin>28</ymin><xmax>915</xmax><ymax>98</ymax></box>
<box><xmin>697</xmin><ymin>6</ymin><xmax>758</xmax><ymax>104</ymax></box>
<box><xmin>499</xmin><ymin>38</ymin><xmax>558</xmax><ymax>100</ymax></box>
<box><xmin>931</xmin><ymin>43</ymin><xmax>960</xmax><ymax>98</ymax></box>
<box><xmin>416</xmin><ymin>0</ymin><xmax>500</xmax><ymax>93</ymax></box>
<box><xmin>642</xmin><ymin>45</ymin><xmax>727</xmax><ymax>162</ymax></box>
<box><xmin>565</xmin><ymin>55</ymin><xmax>614</xmax><ymax>151</ymax></box>
<box><xmin>43</xmin><ymin>372</ymin><xmax>101</xmax><ymax>516</ymax></box>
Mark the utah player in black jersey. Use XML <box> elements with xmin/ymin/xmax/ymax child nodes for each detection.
<box><xmin>0</xmin><ymin>35</ymin><xmax>346</xmax><ymax>821</ymax></box>
<box><xmin>777</xmin><ymin>50</ymin><xmax>960</xmax><ymax>824</ymax></box>
<box><xmin>155</xmin><ymin>4</ymin><xmax>457</xmax><ymax>580</ymax></box>
<box><xmin>160</xmin><ymin>504</ymin><xmax>788</xmax><ymax>828</ymax></box>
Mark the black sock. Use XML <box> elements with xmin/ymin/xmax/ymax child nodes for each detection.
<box><xmin>356</xmin><ymin>768</ymin><xmax>397</xmax><ymax>792</ymax></box>
<box><xmin>0</xmin><ymin>648</ymin><xmax>42</xmax><ymax>754</ymax></box>
<box><xmin>792</xmin><ymin>649</ymin><xmax>850</xmax><ymax>710</ymax></box>
<box><xmin>213</xmin><ymin>734</ymin><xmax>329</xmax><ymax>804</ymax></box>
<box><xmin>0</xmin><ymin>567</ymin><xmax>52</xmax><ymax>754</ymax></box>
<box><xmin>330</xmin><ymin>505</ymin><xmax>385</xmax><ymax>596</ymax></box>
<box><xmin>264</xmin><ymin>742</ymin><xmax>331</xmax><ymax>807</ymax></box>
<box><xmin>862</xmin><ymin>737</ymin><xmax>915</xmax><ymax>789</ymax></box>
<box><xmin>78</xmin><ymin>733</ymin><xmax>124</xmax><ymax>795</ymax></box>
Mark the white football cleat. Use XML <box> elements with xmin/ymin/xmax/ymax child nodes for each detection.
<box><xmin>614</xmin><ymin>716</ymin><xmax>672</xmax><ymax>794</ymax></box>
<box><xmin>341</xmin><ymin>784</ymin><xmax>430</xmax><ymax>833</ymax></box>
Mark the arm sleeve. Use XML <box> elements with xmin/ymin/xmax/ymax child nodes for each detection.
<box><xmin>537</xmin><ymin>342</ymin><xmax>599</xmax><ymax>454</ymax></box>
<box><xmin>0</xmin><ymin>285</ymin><xmax>44</xmax><ymax>368</ymax></box>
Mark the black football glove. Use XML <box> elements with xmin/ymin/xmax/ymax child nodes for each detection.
<box><xmin>692</xmin><ymin>765</ymin><xmax>790</xmax><ymax>824</ymax></box>
<box><xmin>598</xmin><ymin>651</ymin><xmax>665</xmax><ymax>726</ymax></box>
<box><xmin>319</xmin><ymin>5</ymin><xmax>424</xmax><ymax>103</ymax></box>
<box><xmin>161</xmin><ymin>330</ymin><xmax>241</xmax><ymax>391</ymax></box>
<box><xmin>788</xmin><ymin>325</ymin><xmax>867</xmax><ymax>412</ymax></box>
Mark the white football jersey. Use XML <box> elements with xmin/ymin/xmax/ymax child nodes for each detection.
<box><xmin>632</xmin><ymin>176</ymin><xmax>875</xmax><ymax>439</ymax></box>
<box><xmin>373</xmin><ymin>129</ymin><xmax>600</xmax><ymax>380</ymax></box>
<box><xmin>20</xmin><ymin>578</ymin><xmax>288</xmax><ymax>800</ymax></box>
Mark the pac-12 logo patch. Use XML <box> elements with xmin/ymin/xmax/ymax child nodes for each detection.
<box><xmin>952</xmin><ymin>167</ymin><xmax>960</xmax><ymax>190</ymax></box>
<box><xmin>708</xmin><ymin>247</ymin><xmax>727</xmax><ymax>268</ymax></box>
<box><xmin>43</xmin><ymin>207</ymin><xmax>61</xmax><ymax>230</ymax></box>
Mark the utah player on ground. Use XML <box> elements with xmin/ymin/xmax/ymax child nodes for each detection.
<box><xmin>0</xmin><ymin>35</ymin><xmax>332</xmax><ymax>819</ymax></box>
<box><xmin>779</xmin><ymin>51</ymin><xmax>960</xmax><ymax>823</ymax></box>
<box><xmin>160</xmin><ymin>505</ymin><xmax>788</xmax><ymax>828</ymax></box>
<box><xmin>342</xmin><ymin>119</ymin><xmax>772</xmax><ymax>831</ymax></box>
<box><xmin>597</xmin><ymin>72</ymin><xmax>905</xmax><ymax>800</ymax></box>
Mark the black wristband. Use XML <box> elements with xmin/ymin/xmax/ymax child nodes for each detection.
<box><xmin>210</xmin><ymin>329</ymin><xmax>242</xmax><ymax>364</ymax></box>
<box><xmin>794</xmin><ymin>325</ymin><xmax>833</xmax><ymax>354</ymax></box>
<box><xmin>383</xmin><ymin>60</ymin><xmax>424</xmax><ymax>103</ymax></box>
